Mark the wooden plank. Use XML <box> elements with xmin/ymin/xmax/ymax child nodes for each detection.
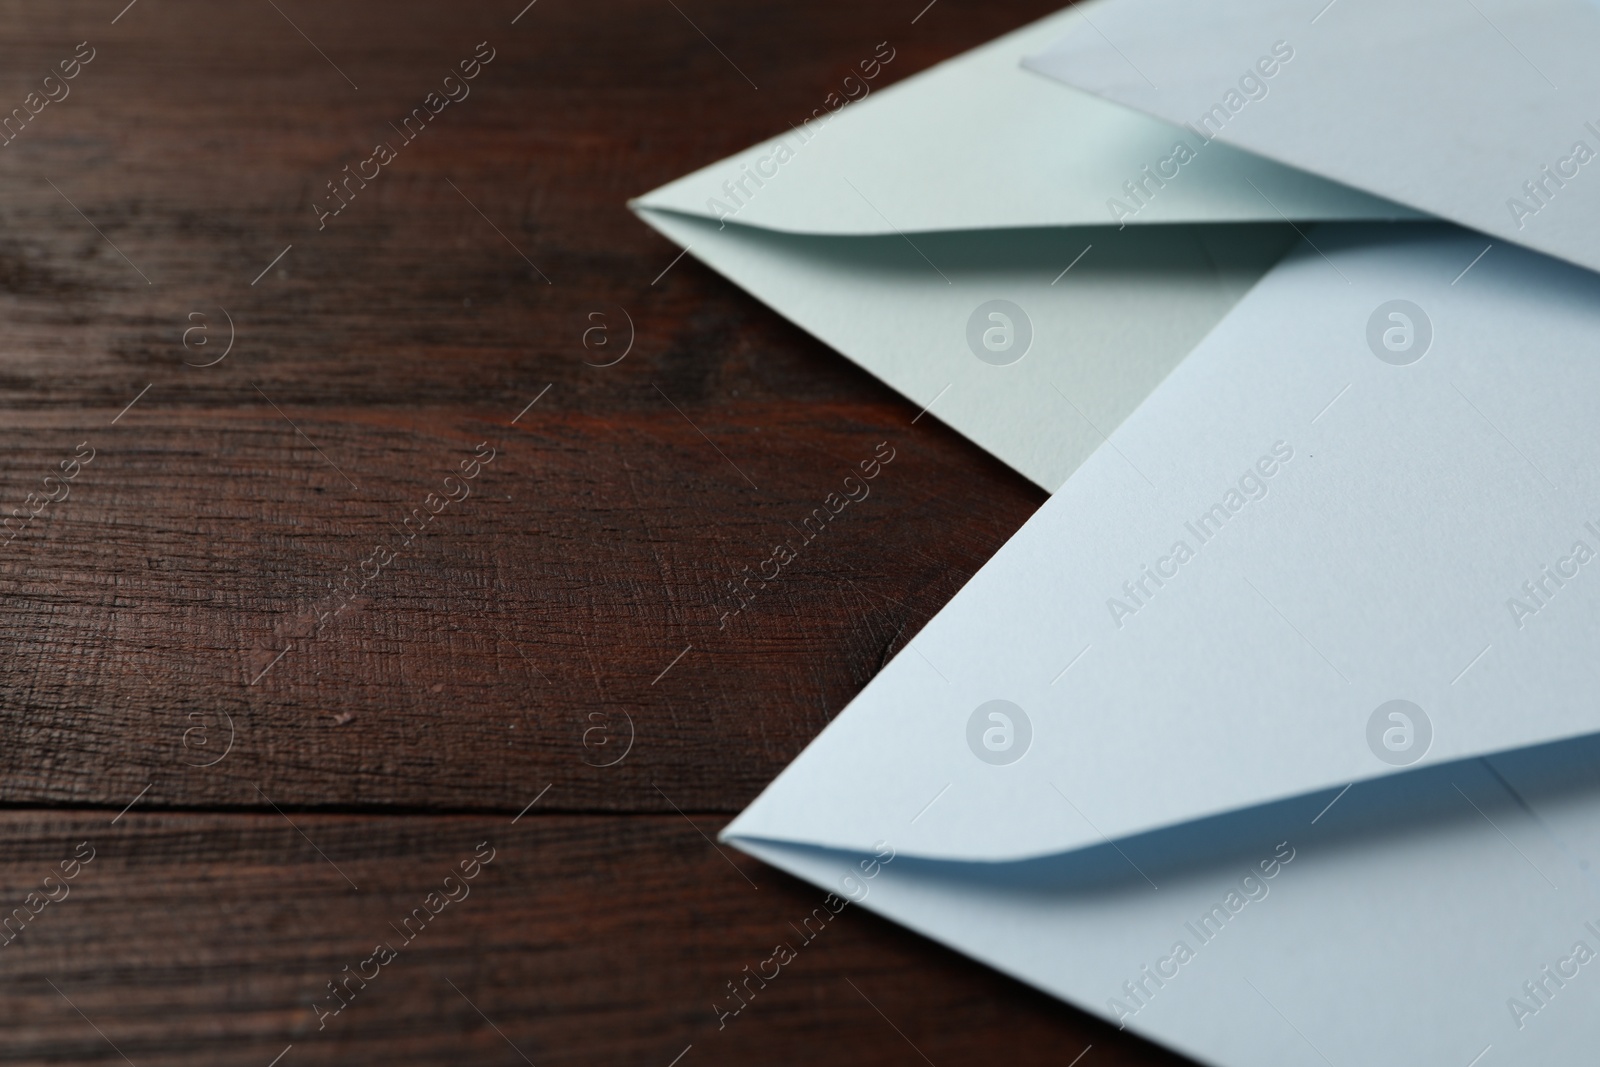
<box><xmin>0</xmin><ymin>810</ymin><xmax>1187</xmax><ymax>1066</ymax></box>
<box><xmin>0</xmin><ymin>0</ymin><xmax>1052</xmax><ymax>810</ymax></box>
<box><xmin>0</xmin><ymin>398</ymin><xmax>1038</xmax><ymax>809</ymax></box>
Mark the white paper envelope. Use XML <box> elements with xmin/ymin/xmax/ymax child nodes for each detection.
<box><xmin>631</xmin><ymin>2</ymin><xmax>1414</xmax><ymax>491</ymax></box>
<box><xmin>1024</xmin><ymin>0</ymin><xmax>1600</xmax><ymax>274</ymax></box>
<box><xmin>724</xmin><ymin>226</ymin><xmax>1600</xmax><ymax>1065</ymax></box>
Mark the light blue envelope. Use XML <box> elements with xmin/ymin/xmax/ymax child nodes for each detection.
<box><xmin>1025</xmin><ymin>0</ymin><xmax>1600</xmax><ymax>274</ymax></box>
<box><xmin>725</xmin><ymin>227</ymin><xmax>1600</xmax><ymax>1066</ymax></box>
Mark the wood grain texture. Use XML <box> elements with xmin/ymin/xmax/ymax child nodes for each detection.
<box><xmin>0</xmin><ymin>811</ymin><xmax>1189</xmax><ymax>1066</ymax></box>
<box><xmin>0</xmin><ymin>0</ymin><xmax>1052</xmax><ymax>812</ymax></box>
<box><xmin>0</xmin><ymin>0</ymin><xmax>1196</xmax><ymax>1063</ymax></box>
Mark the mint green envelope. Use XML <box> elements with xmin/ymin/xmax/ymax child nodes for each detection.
<box><xmin>630</xmin><ymin>2</ymin><xmax>1415</xmax><ymax>491</ymax></box>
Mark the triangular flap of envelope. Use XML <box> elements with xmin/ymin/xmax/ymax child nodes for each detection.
<box><xmin>726</xmin><ymin>225</ymin><xmax>1600</xmax><ymax>862</ymax></box>
<box><xmin>1023</xmin><ymin>0</ymin><xmax>1600</xmax><ymax>274</ymax></box>
<box><xmin>632</xmin><ymin>209</ymin><xmax>1304</xmax><ymax>492</ymax></box>
<box><xmin>631</xmin><ymin>2</ymin><xmax>1416</xmax><ymax>236</ymax></box>
<box><xmin>731</xmin><ymin>746</ymin><xmax>1600</xmax><ymax>1067</ymax></box>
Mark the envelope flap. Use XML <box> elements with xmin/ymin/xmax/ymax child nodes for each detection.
<box><xmin>727</xmin><ymin>225</ymin><xmax>1600</xmax><ymax>862</ymax></box>
<box><xmin>633</xmin><ymin>2</ymin><xmax>1415</xmax><ymax>235</ymax></box>
<box><xmin>1023</xmin><ymin>0</ymin><xmax>1600</xmax><ymax>273</ymax></box>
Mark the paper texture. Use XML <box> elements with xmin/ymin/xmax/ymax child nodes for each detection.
<box><xmin>736</xmin><ymin>739</ymin><xmax>1600</xmax><ymax>1066</ymax></box>
<box><xmin>723</xmin><ymin>226</ymin><xmax>1600</xmax><ymax>1064</ymax></box>
<box><xmin>727</xmin><ymin>225</ymin><xmax>1600</xmax><ymax>862</ymax></box>
<box><xmin>632</xmin><ymin>1</ymin><xmax>1416</xmax><ymax>491</ymax></box>
<box><xmin>634</xmin><ymin>2</ymin><xmax>1411</xmax><ymax>235</ymax></box>
<box><xmin>1024</xmin><ymin>0</ymin><xmax>1600</xmax><ymax>272</ymax></box>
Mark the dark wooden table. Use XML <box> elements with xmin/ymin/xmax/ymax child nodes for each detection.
<box><xmin>0</xmin><ymin>2</ymin><xmax>1193</xmax><ymax>1063</ymax></box>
